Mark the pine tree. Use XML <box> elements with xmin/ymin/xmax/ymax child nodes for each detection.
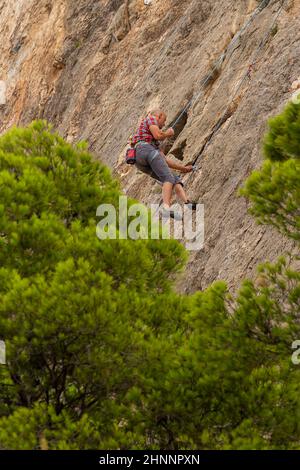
<box><xmin>0</xmin><ymin>121</ymin><xmax>186</xmax><ymax>449</ymax></box>
<box><xmin>0</xmin><ymin>111</ymin><xmax>299</xmax><ymax>450</ymax></box>
<box><xmin>240</xmin><ymin>99</ymin><xmax>300</xmax><ymax>240</ymax></box>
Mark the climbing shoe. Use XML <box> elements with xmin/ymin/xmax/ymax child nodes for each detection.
<box><xmin>184</xmin><ymin>200</ymin><xmax>197</xmax><ymax>210</ymax></box>
<box><xmin>161</xmin><ymin>206</ymin><xmax>182</xmax><ymax>221</ymax></box>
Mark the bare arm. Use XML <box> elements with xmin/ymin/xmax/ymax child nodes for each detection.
<box><xmin>149</xmin><ymin>124</ymin><xmax>174</xmax><ymax>141</ymax></box>
<box><xmin>166</xmin><ymin>157</ymin><xmax>185</xmax><ymax>171</ymax></box>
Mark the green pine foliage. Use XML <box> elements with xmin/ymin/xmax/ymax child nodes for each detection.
<box><xmin>0</xmin><ymin>115</ymin><xmax>299</xmax><ymax>450</ymax></box>
<box><xmin>240</xmin><ymin>99</ymin><xmax>300</xmax><ymax>240</ymax></box>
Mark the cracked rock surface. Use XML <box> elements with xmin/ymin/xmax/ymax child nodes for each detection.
<box><xmin>0</xmin><ymin>0</ymin><xmax>299</xmax><ymax>292</ymax></box>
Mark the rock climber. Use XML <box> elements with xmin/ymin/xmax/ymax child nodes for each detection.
<box><xmin>131</xmin><ymin>109</ymin><xmax>197</xmax><ymax>219</ymax></box>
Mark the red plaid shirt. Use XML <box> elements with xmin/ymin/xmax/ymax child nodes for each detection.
<box><xmin>131</xmin><ymin>115</ymin><xmax>160</xmax><ymax>148</ymax></box>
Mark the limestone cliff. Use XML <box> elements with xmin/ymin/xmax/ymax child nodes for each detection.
<box><xmin>0</xmin><ymin>0</ymin><xmax>299</xmax><ymax>292</ymax></box>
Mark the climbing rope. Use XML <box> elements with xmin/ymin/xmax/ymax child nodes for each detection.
<box><xmin>182</xmin><ymin>0</ymin><xmax>286</xmax><ymax>177</ymax></box>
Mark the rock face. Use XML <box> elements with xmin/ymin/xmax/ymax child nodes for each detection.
<box><xmin>0</xmin><ymin>0</ymin><xmax>299</xmax><ymax>292</ymax></box>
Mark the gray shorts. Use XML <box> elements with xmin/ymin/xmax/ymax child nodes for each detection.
<box><xmin>135</xmin><ymin>142</ymin><xmax>183</xmax><ymax>186</ymax></box>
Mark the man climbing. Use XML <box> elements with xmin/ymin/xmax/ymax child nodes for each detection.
<box><xmin>131</xmin><ymin>109</ymin><xmax>197</xmax><ymax>219</ymax></box>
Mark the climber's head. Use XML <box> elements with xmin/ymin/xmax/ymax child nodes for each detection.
<box><xmin>150</xmin><ymin>109</ymin><xmax>167</xmax><ymax>129</ymax></box>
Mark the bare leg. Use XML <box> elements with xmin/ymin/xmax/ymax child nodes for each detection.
<box><xmin>175</xmin><ymin>183</ymin><xmax>188</xmax><ymax>203</ymax></box>
<box><xmin>159</xmin><ymin>149</ymin><xmax>189</xmax><ymax>204</ymax></box>
<box><xmin>162</xmin><ymin>182</ymin><xmax>173</xmax><ymax>208</ymax></box>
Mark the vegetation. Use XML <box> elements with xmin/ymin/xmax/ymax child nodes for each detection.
<box><xmin>0</xmin><ymin>103</ymin><xmax>299</xmax><ymax>450</ymax></box>
<box><xmin>240</xmin><ymin>98</ymin><xmax>300</xmax><ymax>240</ymax></box>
